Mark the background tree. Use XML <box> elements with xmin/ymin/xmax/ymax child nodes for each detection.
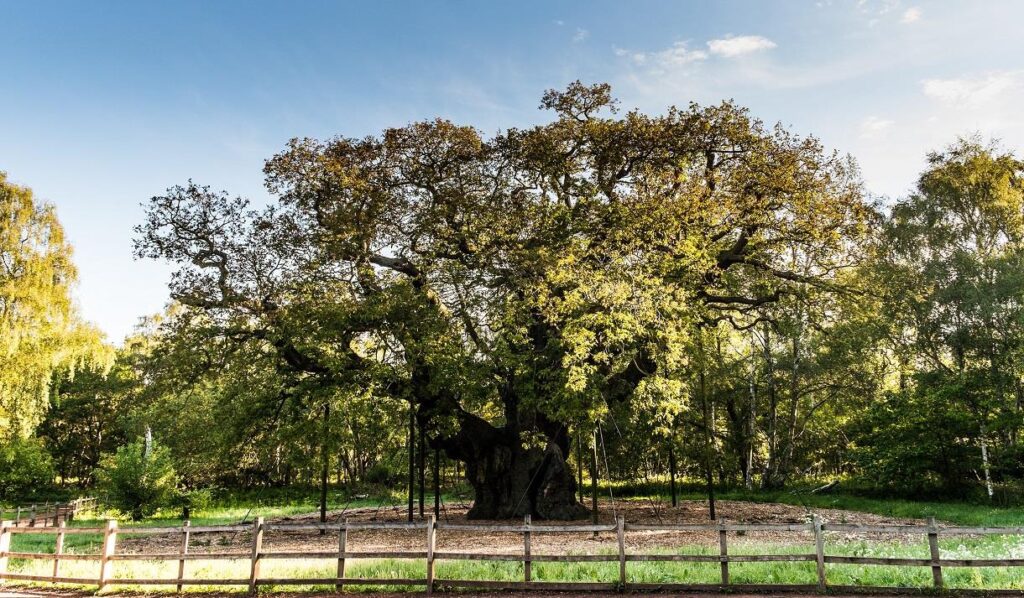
<box><xmin>37</xmin><ymin>364</ymin><xmax>132</xmax><ymax>487</ymax></box>
<box><xmin>0</xmin><ymin>437</ymin><xmax>55</xmax><ymax>501</ymax></box>
<box><xmin>858</xmin><ymin>138</ymin><xmax>1024</xmax><ymax>497</ymax></box>
<box><xmin>0</xmin><ymin>172</ymin><xmax>111</xmax><ymax>439</ymax></box>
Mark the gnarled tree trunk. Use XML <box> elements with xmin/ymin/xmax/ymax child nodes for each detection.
<box><xmin>433</xmin><ymin>407</ymin><xmax>588</xmax><ymax>520</ymax></box>
<box><xmin>464</xmin><ymin>439</ymin><xmax>586</xmax><ymax>520</ymax></box>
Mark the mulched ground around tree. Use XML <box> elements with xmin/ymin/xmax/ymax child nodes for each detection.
<box><xmin>116</xmin><ymin>499</ymin><xmax>930</xmax><ymax>557</ymax></box>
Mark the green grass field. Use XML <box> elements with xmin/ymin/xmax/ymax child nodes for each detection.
<box><xmin>8</xmin><ymin>536</ymin><xmax>1024</xmax><ymax>592</ymax></box>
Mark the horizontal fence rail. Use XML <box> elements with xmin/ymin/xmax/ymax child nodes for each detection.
<box><xmin>2</xmin><ymin>513</ymin><xmax>1024</xmax><ymax>593</ymax></box>
<box><xmin>0</xmin><ymin>498</ymin><xmax>95</xmax><ymax>529</ymax></box>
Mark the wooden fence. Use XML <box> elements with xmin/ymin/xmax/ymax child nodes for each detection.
<box><xmin>0</xmin><ymin>498</ymin><xmax>95</xmax><ymax>528</ymax></box>
<box><xmin>2</xmin><ymin>514</ymin><xmax>1024</xmax><ymax>593</ymax></box>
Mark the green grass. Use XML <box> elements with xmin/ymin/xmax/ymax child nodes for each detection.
<box><xmin>6</xmin><ymin>487</ymin><xmax>465</xmax><ymax>557</ymax></box>
<box><xmin>8</xmin><ymin>534</ymin><xmax>1024</xmax><ymax>592</ymax></box>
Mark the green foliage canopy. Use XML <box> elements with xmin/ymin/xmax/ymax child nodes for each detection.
<box><xmin>0</xmin><ymin>172</ymin><xmax>111</xmax><ymax>439</ymax></box>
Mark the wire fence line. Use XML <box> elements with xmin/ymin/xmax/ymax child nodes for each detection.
<box><xmin>2</xmin><ymin>514</ymin><xmax>1024</xmax><ymax>593</ymax></box>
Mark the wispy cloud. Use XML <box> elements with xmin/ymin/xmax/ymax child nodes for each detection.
<box><xmin>922</xmin><ymin>71</ymin><xmax>1024</xmax><ymax>107</ymax></box>
<box><xmin>616</xmin><ymin>41</ymin><xmax>707</xmax><ymax>69</ymax></box>
<box><xmin>614</xmin><ymin>35</ymin><xmax>883</xmax><ymax>98</ymax></box>
<box><xmin>856</xmin><ymin>0</ymin><xmax>901</xmax><ymax>17</ymax></box>
<box><xmin>572</xmin><ymin>27</ymin><xmax>589</xmax><ymax>43</ymax></box>
<box><xmin>900</xmin><ymin>6</ymin><xmax>922</xmax><ymax>23</ymax></box>
<box><xmin>615</xmin><ymin>34</ymin><xmax>776</xmax><ymax>71</ymax></box>
<box><xmin>707</xmin><ymin>35</ymin><xmax>777</xmax><ymax>58</ymax></box>
<box><xmin>859</xmin><ymin>116</ymin><xmax>895</xmax><ymax>139</ymax></box>
<box><xmin>853</xmin><ymin>0</ymin><xmax>904</xmax><ymax>27</ymax></box>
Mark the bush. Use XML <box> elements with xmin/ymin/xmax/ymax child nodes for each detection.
<box><xmin>174</xmin><ymin>486</ymin><xmax>215</xmax><ymax>517</ymax></box>
<box><xmin>363</xmin><ymin>462</ymin><xmax>398</xmax><ymax>485</ymax></box>
<box><xmin>0</xmin><ymin>437</ymin><xmax>55</xmax><ymax>501</ymax></box>
<box><xmin>986</xmin><ymin>480</ymin><xmax>1024</xmax><ymax>507</ymax></box>
<box><xmin>850</xmin><ymin>378</ymin><xmax>978</xmax><ymax>497</ymax></box>
<box><xmin>96</xmin><ymin>438</ymin><xmax>177</xmax><ymax>520</ymax></box>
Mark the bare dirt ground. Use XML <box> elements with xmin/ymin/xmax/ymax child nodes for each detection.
<box><xmin>117</xmin><ymin>499</ymin><xmax>928</xmax><ymax>556</ymax></box>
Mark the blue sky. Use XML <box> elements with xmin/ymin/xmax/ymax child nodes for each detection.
<box><xmin>4</xmin><ymin>0</ymin><xmax>1024</xmax><ymax>342</ymax></box>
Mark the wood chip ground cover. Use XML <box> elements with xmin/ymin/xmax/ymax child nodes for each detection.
<box><xmin>115</xmin><ymin>500</ymin><xmax>928</xmax><ymax>556</ymax></box>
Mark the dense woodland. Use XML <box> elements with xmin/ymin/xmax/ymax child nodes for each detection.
<box><xmin>3</xmin><ymin>83</ymin><xmax>1024</xmax><ymax>518</ymax></box>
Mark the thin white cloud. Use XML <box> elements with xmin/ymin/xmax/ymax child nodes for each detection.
<box><xmin>856</xmin><ymin>0</ymin><xmax>900</xmax><ymax>17</ymax></box>
<box><xmin>707</xmin><ymin>35</ymin><xmax>777</xmax><ymax>58</ymax></box>
<box><xmin>901</xmin><ymin>7</ymin><xmax>922</xmax><ymax>23</ymax></box>
<box><xmin>922</xmin><ymin>71</ymin><xmax>1024</xmax><ymax>107</ymax></box>
<box><xmin>859</xmin><ymin>116</ymin><xmax>895</xmax><ymax>139</ymax></box>
<box><xmin>573</xmin><ymin>27</ymin><xmax>589</xmax><ymax>43</ymax></box>
<box><xmin>615</xmin><ymin>37</ymin><xmax>884</xmax><ymax>99</ymax></box>
<box><xmin>618</xmin><ymin>41</ymin><xmax>708</xmax><ymax>69</ymax></box>
<box><xmin>852</xmin><ymin>0</ymin><xmax>908</xmax><ymax>27</ymax></box>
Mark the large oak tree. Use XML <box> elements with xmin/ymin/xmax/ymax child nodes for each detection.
<box><xmin>136</xmin><ymin>83</ymin><xmax>870</xmax><ymax>518</ymax></box>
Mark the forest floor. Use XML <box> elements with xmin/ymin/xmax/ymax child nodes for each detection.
<box><xmin>117</xmin><ymin>499</ymin><xmax>927</xmax><ymax>556</ymax></box>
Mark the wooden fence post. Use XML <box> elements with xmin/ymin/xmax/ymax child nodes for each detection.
<box><xmin>0</xmin><ymin>520</ymin><xmax>12</xmax><ymax>586</ymax></box>
<box><xmin>617</xmin><ymin>515</ymin><xmax>626</xmax><ymax>590</ymax></box>
<box><xmin>426</xmin><ymin>514</ymin><xmax>436</xmax><ymax>595</ymax></box>
<box><xmin>177</xmin><ymin>520</ymin><xmax>190</xmax><ymax>592</ymax></box>
<box><xmin>29</xmin><ymin>504</ymin><xmax>36</xmax><ymax>527</ymax></box>
<box><xmin>14</xmin><ymin>508</ymin><xmax>20</xmax><ymax>527</ymax></box>
<box><xmin>248</xmin><ymin>517</ymin><xmax>264</xmax><ymax>594</ymax></box>
<box><xmin>718</xmin><ymin>519</ymin><xmax>729</xmax><ymax>586</ymax></box>
<box><xmin>813</xmin><ymin>514</ymin><xmax>826</xmax><ymax>590</ymax></box>
<box><xmin>98</xmin><ymin>519</ymin><xmax>117</xmax><ymax>589</ymax></box>
<box><xmin>523</xmin><ymin>514</ymin><xmax>532</xmax><ymax>583</ymax></box>
<box><xmin>53</xmin><ymin>520</ymin><xmax>66</xmax><ymax>578</ymax></box>
<box><xmin>336</xmin><ymin>518</ymin><xmax>348</xmax><ymax>591</ymax></box>
<box><xmin>928</xmin><ymin>517</ymin><xmax>943</xmax><ymax>588</ymax></box>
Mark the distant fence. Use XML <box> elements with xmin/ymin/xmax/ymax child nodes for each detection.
<box><xmin>2</xmin><ymin>514</ymin><xmax>1024</xmax><ymax>593</ymax></box>
<box><xmin>0</xmin><ymin>498</ymin><xmax>95</xmax><ymax>528</ymax></box>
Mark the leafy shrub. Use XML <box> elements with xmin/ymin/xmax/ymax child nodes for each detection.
<box><xmin>993</xmin><ymin>443</ymin><xmax>1024</xmax><ymax>479</ymax></box>
<box><xmin>363</xmin><ymin>462</ymin><xmax>398</xmax><ymax>485</ymax></box>
<box><xmin>851</xmin><ymin>378</ymin><xmax>978</xmax><ymax>497</ymax></box>
<box><xmin>174</xmin><ymin>486</ymin><xmax>215</xmax><ymax>517</ymax></box>
<box><xmin>96</xmin><ymin>439</ymin><xmax>177</xmax><ymax>520</ymax></box>
<box><xmin>0</xmin><ymin>437</ymin><xmax>55</xmax><ymax>500</ymax></box>
<box><xmin>987</xmin><ymin>480</ymin><xmax>1024</xmax><ymax>507</ymax></box>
